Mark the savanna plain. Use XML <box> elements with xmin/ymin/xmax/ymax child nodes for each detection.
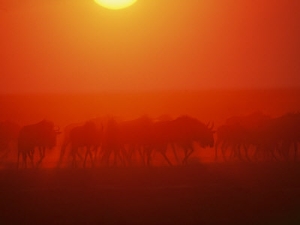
<box><xmin>1</xmin><ymin>89</ymin><xmax>300</xmax><ymax>225</ymax></box>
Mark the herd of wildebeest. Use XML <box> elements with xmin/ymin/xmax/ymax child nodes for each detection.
<box><xmin>0</xmin><ymin>111</ymin><xmax>300</xmax><ymax>168</ymax></box>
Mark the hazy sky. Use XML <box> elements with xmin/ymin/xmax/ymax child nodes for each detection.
<box><xmin>0</xmin><ymin>0</ymin><xmax>299</xmax><ymax>93</ymax></box>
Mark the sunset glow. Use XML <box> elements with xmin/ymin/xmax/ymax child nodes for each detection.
<box><xmin>1</xmin><ymin>1</ymin><xmax>300</xmax><ymax>224</ymax></box>
<box><xmin>0</xmin><ymin>1</ymin><xmax>299</xmax><ymax>93</ymax></box>
<box><xmin>94</xmin><ymin>0</ymin><xmax>137</xmax><ymax>10</ymax></box>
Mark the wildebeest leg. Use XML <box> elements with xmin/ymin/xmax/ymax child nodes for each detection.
<box><xmin>100</xmin><ymin>147</ymin><xmax>111</xmax><ymax>166</ymax></box>
<box><xmin>182</xmin><ymin>145</ymin><xmax>194</xmax><ymax>165</ymax></box>
<box><xmin>230</xmin><ymin>144</ymin><xmax>239</xmax><ymax>160</ymax></box>
<box><xmin>221</xmin><ymin>141</ymin><xmax>230</xmax><ymax>161</ymax></box>
<box><xmin>113</xmin><ymin>147</ymin><xmax>124</xmax><ymax>166</ymax></box>
<box><xmin>77</xmin><ymin>149</ymin><xmax>84</xmax><ymax>161</ymax></box>
<box><xmin>93</xmin><ymin>146</ymin><xmax>101</xmax><ymax>165</ymax></box>
<box><xmin>170</xmin><ymin>143</ymin><xmax>179</xmax><ymax>165</ymax></box>
<box><xmin>123</xmin><ymin>145</ymin><xmax>133</xmax><ymax>166</ymax></box>
<box><xmin>18</xmin><ymin>150</ymin><xmax>28</xmax><ymax>169</ymax></box>
<box><xmin>232</xmin><ymin>143</ymin><xmax>242</xmax><ymax>161</ymax></box>
<box><xmin>22</xmin><ymin>152</ymin><xmax>27</xmax><ymax>168</ymax></box>
<box><xmin>27</xmin><ymin>148</ymin><xmax>35</xmax><ymax>168</ymax></box>
<box><xmin>129</xmin><ymin>145</ymin><xmax>137</xmax><ymax>166</ymax></box>
<box><xmin>37</xmin><ymin>147</ymin><xmax>46</xmax><ymax>167</ymax></box>
<box><xmin>137</xmin><ymin>146</ymin><xmax>146</xmax><ymax>166</ymax></box>
<box><xmin>134</xmin><ymin>145</ymin><xmax>141</xmax><ymax>165</ymax></box>
<box><xmin>159</xmin><ymin>146</ymin><xmax>173</xmax><ymax>166</ymax></box>
<box><xmin>214</xmin><ymin>139</ymin><xmax>221</xmax><ymax>161</ymax></box>
<box><xmin>143</xmin><ymin>145</ymin><xmax>153</xmax><ymax>166</ymax></box>
<box><xmin>90</xmin><ymin>146</ymin><xmax>97</xmax><ymax>168</ymax></box>
<box><xmin>85</xmin><ymin>146</ymin><xmax>95</xmax><ymax>168</ymax></box>
<box><xmin>58</xmin><ymin>140</ymin><xmax>70</xmax><ymax>168</ymax></box>
<box><xmin>101</xmin><ymin>150</ymin><xmax>109</xmax><ymax>166</ymax></box>
<box><xmin>71</xmin><ymin>146</ymin><xmax>77</xmax><ymax>168</ymax></box>
<box><xmin>83</xmin><ymin>146</ymin><xmax>90</xmax><ymax>168</ymax></box>
<box><xmin>161</xmin><ymin>152</ymin><xmax>173</xmax><ymax>166</ymax></box>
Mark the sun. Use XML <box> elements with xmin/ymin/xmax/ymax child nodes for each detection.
<box><xmin>94</xmin><ymin>0</ymin><xmax>137</xmax><ymax>10</ymax></box>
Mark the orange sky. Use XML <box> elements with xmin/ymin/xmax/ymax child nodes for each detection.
<box><xmin>0</xmin><ymin>0</ymin><xmax>299</xmax><ymax>93</ymax></box>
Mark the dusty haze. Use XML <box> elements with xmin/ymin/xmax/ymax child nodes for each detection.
<box><xmin>1</xmin><ymin>89</ymin><xmax>299</xmax><ymax>127</ymax></box>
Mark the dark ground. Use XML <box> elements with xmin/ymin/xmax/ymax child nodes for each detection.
<box><xmin>1</xmin><ymin>162</ymin><xmax>300</xmax><ymax>225</ymax></box>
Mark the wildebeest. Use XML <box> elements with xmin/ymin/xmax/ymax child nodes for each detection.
<box><xmin>101</xmin><ymin>115</ymin><xmax>154</xmax><ymax>166</ymax></box>
<box><xmin>214</xmin><ymin>123</ymin><xmax>250</xmax><ymax>161</ymax></box>
<box><xmin>69</xmin><ymin>121</ymin><xmax>102</xmax><ymax>168</ymax></box>
<box><xmin>148</xmin><ymin>115</ymin><xmax>215</xmax><ymax>165</ymax></box>
<box><xmin>101</xmin><ymin>118</ymin><xmax>124</xmax><ymax>166</ymax></box>
<box><xmin>58</xmin><ymin>117</ymin><xmax>106</xmax><ymax>168</ymax></box>
<box><xmin>214</xmin><ymin>112</ymin><xmax>271</xmax><ymax>161</ymax></box>
<box><xmin>252</xmin><ymin>112</ymin><xmax>300</xmax><ymax>161</ymax></box>
<box><xmin>100</xmin><ymin>115</ymin><xmax>215</xmax><ymax>166</ymax></box>
<box><xmin>278</xmin><ymin>112</ymin><xmax>300</xmax><ymax>161</ymax></box>
<box><xmin>17</xmin><ymin>120</ymin><xmax>61</xmax><ymax>168</ymax></box>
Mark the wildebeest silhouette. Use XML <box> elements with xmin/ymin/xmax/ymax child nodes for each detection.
<box><xmin>0</xmin><ymin>121</ymin><xmax>20</xmax><ymax>160</ymax></box>
<box><xmin>277</xmin><ymin>112</ymin><xmax>300</xmax><ymax>160</ymax></box>
<box><xmin>252</xmin><ymin>112</ymin><xmax>300</xmax><ymax>161</ymax></box>
<box><xmin>149</xmin><ymin>115</ymin><xmax>215</xmax><ymax>165</ymax></box>
<box><xmin>214</xmin><ymin>123</ymin><xmax>250</xmax><ymax>161</ymax></box>
<box><xmin>17</xmin><ymin>120</ymin><xmax>61</xmax><ymax>168</ymax></box>
<box><xmin>101</xmin><ymin>118</ymin><xmax>124</xmax><ymax>166</ymax></box>
<box><xmin>100</xmin><ymin>115</ymin><xmax>214</xmax><ymax>166</ymax></box>
<box><xmin>100</xmin><ymin>115</ymin><xmax>154</xmax><ymax>166</ymax></box>
<box><xmin>58</xmin><ymin>117</ymin><xmax>106</xmax><ymax>168</ymax></box>
<box><xmin>69</xmin><ymin>121</ymin><xmax>102</xmax><ymax>168</ymax></box>
<box><xmin>214</xmin><ymin>112</ymin><xmax>271</xmax><ymax>161</ymax></box>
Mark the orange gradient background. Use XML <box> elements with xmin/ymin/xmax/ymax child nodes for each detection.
<box><xmin>1</xmin><ymin>2</ymin><xmax>300</xmax><ymax>224</ymax></box>
<box><xmin>0</xmin><ymin>0</ymin><xmax>300</xmax><ymax>149</ymax></box>
<box><xmin>0</xmin><ymin>0</ymin><xmax>299</xmax><ymax>93</ymax></box>
<box><xmin>1</xmin><ymin>1</ymin><xmax>300</xmax><ymax>163</ymax></box>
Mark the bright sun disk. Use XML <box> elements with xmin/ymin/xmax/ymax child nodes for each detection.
<box><xmin>94</xmin><ymin>0</ymin><xmax>137</xmax><ymax>10</ymax></box>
